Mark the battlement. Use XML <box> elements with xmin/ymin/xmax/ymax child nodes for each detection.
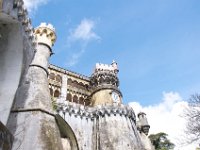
<box><xmin>94</xmin><ymin>61</ymin><xmax>119</xmax><ymax>74</ymax></box>
<box><xmin>90</xmin><ymin>61</ymin><xmax>119</xmax><ymax>88</ymax></box>
<box><xmin>37</xmin><ymin>22</ymin><xmax>56</xmax><ymax>32</ymax></box>
<box><xmin>11</xmin><ymin>0</ymin><xmax>37</xmax><ymax>49</ymax></box>
<box><xmin>57</xmin><ymin>100</ymin><xmax>136</xmax><ymax>121</ymax></box>
<box><xmin>34</xmin><ymin>22</ymin><xmax>56</xmax><ymax>48</ymax></box>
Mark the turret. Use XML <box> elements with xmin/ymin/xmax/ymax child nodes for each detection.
<box><xmin>31</xmin><ymin>22</ymin><xmax>56</xmax><ymax>74</ymax></box>
<box><xmin>7</xmin><ymin>23</ymin><xmax>64</xmax><ymax>150</ymax></box>
<box><xmin>34</xmin><ymin>22</ymin><xmax>56</xmax><ymax>47</ymax></box>
<box><xmin>137</xmin><ymin>112</ymin><xmax>150</xmax><ymax>135</ymax></box>
<box><xmin>90</xmin><ymin>61</ymin><xmax>122</xmax><ymax>106</ymax></box>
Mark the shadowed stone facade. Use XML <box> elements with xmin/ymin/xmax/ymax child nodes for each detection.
<box><xmin>0</xmin><ymin>0</ymin><xmax>154</xmax><ymax>149</ymax></box>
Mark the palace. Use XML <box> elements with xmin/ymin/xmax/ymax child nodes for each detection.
<box><xmin>0</xmin><ymin>0</ymin><xmax>154</xmax><ymax>149</ymax></box>
<box><xmin>48</xmin><ymin>61</ymin><xmax>120</xmax><ymax>107</ymax></box>
<box><xmin>48</xmin><ymin>64</ymin><xmax>91</xmax><ymax>106</ymax></box>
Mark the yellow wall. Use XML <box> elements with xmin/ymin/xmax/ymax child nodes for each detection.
<box><xmin>91</xmin><ymin>89</ymin><xmax>113</xmax><ymax>106</ymax></box>
<box><xmin>91</xmin><ymin>89</ymin><xmax>122</xmax><ymax>106</ymax></box>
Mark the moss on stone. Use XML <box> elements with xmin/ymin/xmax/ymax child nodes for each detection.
<box><xmin>41</xmin><ymin>118</ymin><xmax>63</xmax><ymax>150</ymax></box>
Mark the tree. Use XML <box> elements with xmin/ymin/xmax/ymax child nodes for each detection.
<box><xmin>149</xmin><ymin>132</ymin><xmax>175</xmax><ymax>150</ymax></box>
<box><xmin>183</xmin><ymin>94</ymin><xmax>200</xmax><ymax>144</ymax></box>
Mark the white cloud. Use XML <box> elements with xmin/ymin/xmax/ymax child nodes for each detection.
<box><xmin>68</xmin><ymin>19</ymin><xmax>100</xmax><ymax>42</ymax></box>
<box><xmin>129</xmin><ymin>91</ymin><xmax>198</xmax><ymax>150</ymax></box>
<box><xmin>23</xmin><ymin>0</ymin><xmax>49</xmax><ymax>12</ymax></box>
<box><xmin>65</xmin><ymin>49</ymin><xmax>85</xmax><ymax>67</ymax></box>
<box><xmin>66</xmin><ymin>19</ymin><xmax>100</xmax><ymax>67</ymax></box>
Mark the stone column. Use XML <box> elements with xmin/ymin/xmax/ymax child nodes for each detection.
<box><xmin>58</xmin><ymin>74</ymin><xmax>68</xmax><ymax>103</ymax></box>
<box><xmin>7</xmin><ymin>23</ymin><xmax>63</xmax><ymax>150</ymax></box>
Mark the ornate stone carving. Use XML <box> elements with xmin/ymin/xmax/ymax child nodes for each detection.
<box><xmin>13</xmin><ymin>0</ymin><xmax>36</xmax><ymax>49</ymax></box>
<box><xmin>57</xmin><ymin>101</ymin><xmax>136</xmax><ymax>122</ymax></box>
<box><xmin>90</xmin><ymin>70</ymin><xmax>119</xmax><ymax>87</ymax></box>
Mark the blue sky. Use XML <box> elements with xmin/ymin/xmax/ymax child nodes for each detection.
<box><xmin>27</xmin><ymin>0</ymin><xmax>200</xmax><ymax>106</ymax></box>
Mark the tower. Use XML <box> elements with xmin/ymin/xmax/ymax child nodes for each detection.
<box><xmin>7</xmin><ymin>23</ymin><xmax>63</xmax><ymax>150</ymax></box>
<box><xmin>137</xmin><ymin>112</ymin><xmax>153</xmax><ymax>150</ymax></box>
<box><xmin>33</xmin><ymin>22</ymin><xmax>56</xmax><ymax>70</ymax></box>
<box><xmin>137</xmin><ymin>112</ymin><xmax>150</xmax><ymax>136</ymax></box>
<box><xmin>90</xmin><ymin>61</ymin><xmax>122</xmax><ymax>106</ymax></box>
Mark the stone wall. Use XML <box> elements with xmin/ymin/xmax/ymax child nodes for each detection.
<box><xmin>98</xmin><ymin>114</ymin><xmax>144</xmax><ymax>150</ymax></box>
<box><xmin>58</xmin><ymin>102</ymin><xmax>95</xmax><ymax>150</ymax></box>
<box><xmin>0</xmin><ymin>0</ymin><xmax>35</xmax><ymax>125</ymax></box>
<box><xmin>57</xmin><ymin>101</ymin><xmax>146</xmax><ymax>150</ymax></box>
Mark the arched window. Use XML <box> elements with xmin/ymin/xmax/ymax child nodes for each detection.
<box><xmin>67</xmin><ymin>78</ymin><xmax>73</xmax><ymax>86</ymax></box>
<box><xmin>56</xmin><ymin>75</ymin><xmax>62</xmax><ymax>82</ymax></box>
<box><xmin>73</xmin><ymin>95</ymin><xmax>78</xmax><ymax>103</ymax></box>
<box><xmin>67</xmin><ymin>93</ymin><xmax>72</xmax><ymax>102</ymax></box>
<box><xmin>85</xmin><ymin>100</ymin><xmax>90</xmax><ymax>106</ymax></box>
<box><xmin>79</xmin><ymin>97</ymin><xmax>84</xmax><ymax>105</ymax></box>
<box><xmin>85</xmin><ymin>84</ymin><xmax>89</xmax><ymax>90</ymax></box>
<box><xmin>73</xmin><ymin>80</ymin><xmax>79</xmax><ymax>88</ymax></box>
<box><xmin>54</xmin><ymin>90</ymin><xmax>60</xmax><ymax>98</ymax></box>
<box><xmin>49</xmin><ymin>73</ymin><xmax>55</xmax><ymax>80</ymax></box>
<box><xmin>79</xmin><ymin>82</ymin><xmax>85</xmax><ymax>90</ymax></box>
<box><xmin>49</xmin><ymin>88</ymin><xmax>53</xmax><ymax>96</ymax></box>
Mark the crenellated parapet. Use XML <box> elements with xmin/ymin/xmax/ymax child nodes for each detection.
<box><xmin>2</xmin><ymin>0</ymin><xmax>37</xmax><ymax>49</ymax></box>
<box><xmin>90</xmin><ymin>70</ymin><xmax>119</xmax><ymax>87</ymax></box>
<box><xmin>34</xmin><ymin>22</ymin><xmax>56</xmax><ymax>48</ymax></box>
<box><xmin>90</xmin><ymin>61</ymin><xmax>119</xmax><ymax>88</ymax></box>
<box><xmin>16</xmin><ymin>2</ymin><xmax>35</xmax><ymax>43</ymax></box>
<box><xmin>57</xmin><ymin>101</ymin><xmax>146</xmax><ymax>150</ymax></box>
<box><xmin>30</xmin><ymin>23</ymin><xmax>57</xmax><ymax>74</ymax></box>
<box><xmin>94</xmin><ymin>61</ymin><xmax>119</xmax><ymax>73</ymax></box>
<box><xmin>57</xmin><ymin>101</ymin><xmax>136</xmax><ymax>122</ymax></box>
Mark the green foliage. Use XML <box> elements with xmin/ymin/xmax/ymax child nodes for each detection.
<box><xmin>51</xmin><ymin>96</ymin><xmax>57</xmax><ymax>110</ymax></box>
<box><xmin>149</xmin><ymin>132</ymin><xmax>175</xmax><ymax>150</ymax></box>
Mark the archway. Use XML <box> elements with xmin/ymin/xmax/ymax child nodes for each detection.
<box><xmin>73</xmin><ymin>95</ymin><xmax>78</xmax><ymax>103</ymax></box>
<box><xmin>49</xmin><ymin>88</ymin><xmax>53</xmax><ymax>96</ymax></box>
<box><xmin>79</xmin><ymin>97</ymin><xmax>84</xmax><ymax>105</ymax></box>
<box><xmin>49</xmin><ymin>73</ymin><xmax>55</xmax><ymax>80</ymax></box>
<box><xmin>67</xmin><ymin>93</ymin><xmax>72</xmax><ymax>102</ymax></box>
<box><xmin>55</xmin><ymin>115</ymin><xmax>79</xmax><ymax>150</ymax></box>
<box><xmin>54</xmin><ymin>90</ymin><xmax>60</xmax><ymax>98</ymax></box>
<box><xmin>56</xmin><ymin>75</ymin><xmax>62</xmax><ymax>82</ymax></box>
